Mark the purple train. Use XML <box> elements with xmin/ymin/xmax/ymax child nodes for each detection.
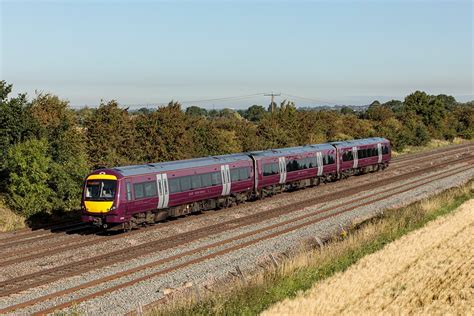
<box><xmin>81</xmin><ymin>137</ymin><xmax>391</xmax><ymax>230</ymax></box>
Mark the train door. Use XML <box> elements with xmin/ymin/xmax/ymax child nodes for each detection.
<box><xmin>316</xmin><ymin>152</ymin><xmax>323</xmax><ymax>176</ymax></box>
<box><xmin>125</xmin><ymin>180</ymin><xmax>133</xmax><ymax>213</ymax></box>
<box><xmin>220</xmin><ymin>165</ymin><xmax>231</xmax><ymax>196</ymax></box>
<box><xmin>352</xmin><ymin>146</ymin><xmax>358</xmax><ymax>169</ymax></box>
<box><xmin>156</xmin><ymin>173</ymin><xmax>169</xmax><ymax>209</ymax></box>
<box><xmin>278</xmin><ymin>157</ymin><xmax>287</xmax><ymax>184</ymax></box>
<box><xmin>377</xmin><ymin>143</ymin><xmax>382</xmax><ymax>163</ymax></box>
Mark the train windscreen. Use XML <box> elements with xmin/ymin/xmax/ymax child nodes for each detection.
<box><xmin>85</xmin><ymin>180</ymin><xmax>116</xmax><ymax>201</ymax></box>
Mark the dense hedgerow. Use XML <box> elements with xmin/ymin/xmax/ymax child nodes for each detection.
<box><xmin>0</xmin><ymin>80</ymin><xmax>472</xmax><ymax>217</ymax></box>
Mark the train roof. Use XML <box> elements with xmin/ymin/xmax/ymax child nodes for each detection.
<box><xmin>329</xmin><ymin>137</ymin><xmax>389</xmax><ymax>148</ymax></box>
<box><xmin>248</xmin><ymin>143</ymin><xmax>334</xmax><ymax>158</ymax></box>
<box><xmin>112</xmin><ymin>153</ymin><xmax>251</xmax><ymax>177</ymax></box>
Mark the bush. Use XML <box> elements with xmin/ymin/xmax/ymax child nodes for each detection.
<box><xmin>4</xmin><ymin>139</ymin><xmax>52</xmax><ymax>217</ymax></box>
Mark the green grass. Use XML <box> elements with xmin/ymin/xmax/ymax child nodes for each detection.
<box><xmin>152</xmin><ymin>181</ymin><xmax>473</xmax><ymax>316</ymax></box>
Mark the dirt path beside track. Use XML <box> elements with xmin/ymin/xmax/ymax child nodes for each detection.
<box><xmin>263</xmin><ymin>199</ymin><xmax>474</xmax><ymax>315</ymax></box>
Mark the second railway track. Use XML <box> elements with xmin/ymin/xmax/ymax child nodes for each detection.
<box><xmin>1</xmin><ymin>157</ymin><xmax>472</xmax><ymax>315</ymax></box>
<box><xmin>0</xmin><ymin>143</ymin><xmax>471</xmax><ymax>264</ymax></box>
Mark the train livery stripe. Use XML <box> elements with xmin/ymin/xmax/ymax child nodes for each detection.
<box><xmin>278</xmin><ymin>157</ymin><xmax>287</xmax><ymax>184</ymax></box>
<box><xmin>352</xmin><ymin>146</ymin><xmax>358</xmax><ymax>169</ymax></box>
<box><xmin>317</xmin><ymin>152</ymin><xmax>323</xmax><ymax>176</ymax></box>
<box><xmin>156</xmin><ymin>174</ymin><xmax>164</xmax><ymax>209</ymax></box>
<box><xmin>156</xmin><ymin>174</ymin><xmax>170</xmax><ymax>209</ymax></box>
<box><xmin>162</xmin><ymin>174</ymin><xmax>169</xmax><ymax>208</ymax></box>
<box><xmin>87</xmin><ymin>174</ymin><xmax>117</xmax><ymax>180</ymax></box>
<box><xmin>221</xmin><ymin>165</ymin><xmax>231</xmax><ymax>196</ymax></box>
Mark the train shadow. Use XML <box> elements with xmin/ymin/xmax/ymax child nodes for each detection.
<box><xmin>25</xmin><ymin>209</ymin><xmax>95</xmax><ymax>235</ymax></box>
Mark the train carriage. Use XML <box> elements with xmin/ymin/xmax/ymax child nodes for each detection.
<box><xmin>81</xmin><ymin>154</ymin><xmax>254</xmax><ymax>229</ymax></box>
<box><xmin>330</xmin><ymin>137</ymin><xmax>391</xmax><ymax>176</ymax></box>
<box><xmin>249</xmin><ymin>143</ymin><xmax>337</xmax><ymax>197</ymax></box>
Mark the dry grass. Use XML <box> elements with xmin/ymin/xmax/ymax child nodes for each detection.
<box><xmin>0</xmin><ymin>195</ymin><xmax>25</xmax><ymax>232</ymax></box>
<box><xmin>151</xmin><ymin>181</ymin><xmax>473</xmax><ymax>316</ymax></box>
<box><xmin>391</xmin><ymin>137</ymin><xmax>470</xmax><ymax>157</ymax></box>
<box><xmin>264</xmin><ymin>198</ymin><xmax>474</xmax><ymax>315</ymax></box>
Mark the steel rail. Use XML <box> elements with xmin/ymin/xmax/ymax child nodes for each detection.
<box><xmin>1</xmin><ymin>162</ymin><xmax>471</xmax><ymax>314</ymax></box>
<box><xmin>0</xmin><ymin>144</ymin><xmax>471</xmax><ymax>263</ymax></box>
<box><xmin>0</xmin><ymin>155</ymin><xmax>471</xmax><ymax>300</ymax></box>
<box><xmin>23</xmin><ymin>163</ymin><xmax>474</xmax><ymax>316</ymax></box>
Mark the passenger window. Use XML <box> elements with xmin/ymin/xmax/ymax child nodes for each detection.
<box><xmin>211</xmin><ymin>172</ymin><xmax>221</xmax><ymax>185</ymax></box>
<box><xmin>180</xmin><ymin>176</ymin><xmax>191</xmax><ymax>191</ymax></box>
<box><xmin>344</xmin><ymin>151</ymin><xmax>354</xmax><ymax>161</ymax></box>
<box><xmin>144</xmin><ymin>181</ymin><xmax>157</xmax><ymax>197</ymax></box>
<box><xmin>273</xmin><ymin>163</ymin><xmax>280</xmax><ymax>174</ymax></box>
<box><xmin>263</xmin><ymin>164</ymin><xmax>270</xmax><ymax>176</ymax></box>
<box><xmin>239</xmin><ymin>167</ymin><xmax>249</xmax><ymax>180</ymax></box>
<box><xmin>169</xmin><ymin>178</ymin><xmax>180</xmax><ymax>193</ymax></box>
<box><xmin>134</xmin><ymin>183</ymin><xmax>144</xmax><ymax>199</ymax></box>
<box><xmin>322</xmin><ymin>155</ymin><xmax>328</xmax><ymax>165</ymax></box>
<box><xmin>264</xmin><ymin>163</ymin><xmax>279</xmax><ymax>176</ymax></box>
<box><xmin>191</xmin><ymin>174</ymin><xmax>202</xmax><ymax>189</ymax></box>
<box><xmin>298</xmin><ymin>159</ymin><xmax>307</xmax><ymax>169</ymax></box>
<box><xmin>201</xmin><ymin>173</ymin><xmax>212</xmax><ymax>187</ymax></box>
<box><xmin>230</xmin><ymin>168</ymin><xmax>240</xmax><ymax>182</ymax></box>
<box><xmin>286</xmin><ymin>160</ymin><xmax>293</xmax><ymax>172</ymax></box>
<box><xmin>289</xmin><ymin>160</ymin><xmax>299</xmax><ymax>172</ymax></box>
<box><xmin>328</xmin><ymin>155</ymin><xmax>335</xmax><ymax>164</ymax></box>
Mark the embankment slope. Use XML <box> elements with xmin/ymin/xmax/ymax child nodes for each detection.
<box><xmin>263</xmin><ymin>199</ymin><xmax>474</xmax><ymax>315</ymax></box>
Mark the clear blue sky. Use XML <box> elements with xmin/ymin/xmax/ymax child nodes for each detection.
<box><xmin>1</xmin><ymin>0</ymin><xmax>473</xmax><ymax>108</ymax></box>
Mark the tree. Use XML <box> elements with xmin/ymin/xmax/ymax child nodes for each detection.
<box><xmin>185</xmin><ymin>106</ymin><xmax>208</xmax><ymax>117</ymax></box>
<box><xmin>383</xmin><ymin>99</ymin><xmax>404</xmax><ymax>113</ymax></box>
<box><xmin>374</xmin><ymin>117</ymin><xmax>407</xmax><ymax>151</ymax></box>
<box><xmin>85</xmin><ymin>100</ymin><xmax>138</xmax><ymax>168</ymax></box>
<box><xmin>366</xmin><ymin>104</ymin><xmax>395</xmax><ymax>121</ymax></box>
<box><xmin>0</xmin><ymin>81</ymin><xmax>39</xmax><ymax>175</ymax></box>
<box><xmin>243</xmin><ymin>105</ymin><xmax>266</xmax><ymax>122</ymax></box>
<box><xmin>150</xmin><ymin>101</ymin><xmax>194</xmax><ymax>161</ymax></box>
<box><xmin>370</xmin><ymin>100</ymin><xmax>381</xmax><ymax>107</ymax></box>
<box><xmin>30</xmin><ymin>94</ymin><xmax>89</xmax><ymax>211</ymax></box>
<box><xmin>452</xmin><ymin>105</ymin><xmax>474</xmax><ymax>139</ymax></box>
<box><xmin>4</xmin><ymin>139</ymin><xmax>52</xmax><ymax>217</ymax></box>
<box><xmin>191</xmin><ymin>117</ymin><xmax>242</xmax><ymax>156</ymax></box>
<box><xmin>340</xmin><ymin>106</ymin><xmax>355</xmax><ymax>115</ymax></box>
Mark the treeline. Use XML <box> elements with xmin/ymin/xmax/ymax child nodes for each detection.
<box><xmin>0</xmin><ymin>80</ymin><xmax>472</xmax><ymax>218</ymax></box>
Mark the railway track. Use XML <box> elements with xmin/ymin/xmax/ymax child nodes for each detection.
<box><xmin>0</xmin><ymin>223</ymin><xmax>92</xmax><ymax>248</ymax></box>
<box><xmin>0</xmin><ymin>146</ymin><xmax>471</xmax><ymax>276</ymax></box>
<box><xmin>0</xmin><ymin>142</ymin><xmax>471</xmax><ymax>244</ymax></box>
<box><xmin>2</xmin><ymin>158</ymin><xmax>472</xmax><ymax>315</ymax></box>
<box><xmin>0</xmin><ymin>143</ymin><xmax>471</xmax><ymax>264</ymax></box>
<box><xmin>390</xmin><ymin>143</ymin><xmax>472</xmax><ymax>163</ymax></box>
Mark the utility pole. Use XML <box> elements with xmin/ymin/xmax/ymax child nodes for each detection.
<box><xmin>264</xmin><ymin>92</ymin><xmax>281</xmax><ymax>113</ymax></box>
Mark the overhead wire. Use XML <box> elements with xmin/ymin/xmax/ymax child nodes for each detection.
<box><xmin>279</xmin><ymin>92</ymin><xmax>339</xmax><ymax>105</ymax></box>
<box><xmin>136</xmin><ymin>92</ymin><xmax>338</xmax><ymax>108</ymax></box>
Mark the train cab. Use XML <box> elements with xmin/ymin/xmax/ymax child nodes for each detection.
<box><xmin>81</xmin><ymin>171</ymin><xmax>125</xmax><ymax>228</ymax></box>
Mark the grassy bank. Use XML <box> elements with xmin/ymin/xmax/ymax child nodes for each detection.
<box><xmin>391</xmin><ymin>137</ymin><xmax>469</xmax><ymax>157</ymax></box>
<box><xmin>0</xmin><ymin>195</ymin><xmax>26</xmax><ymax>232</ymax></box>
<box><xmin>151</xmin><ymin>180</ymin><xmax>474</xmax><ymax>316</ymax></box>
